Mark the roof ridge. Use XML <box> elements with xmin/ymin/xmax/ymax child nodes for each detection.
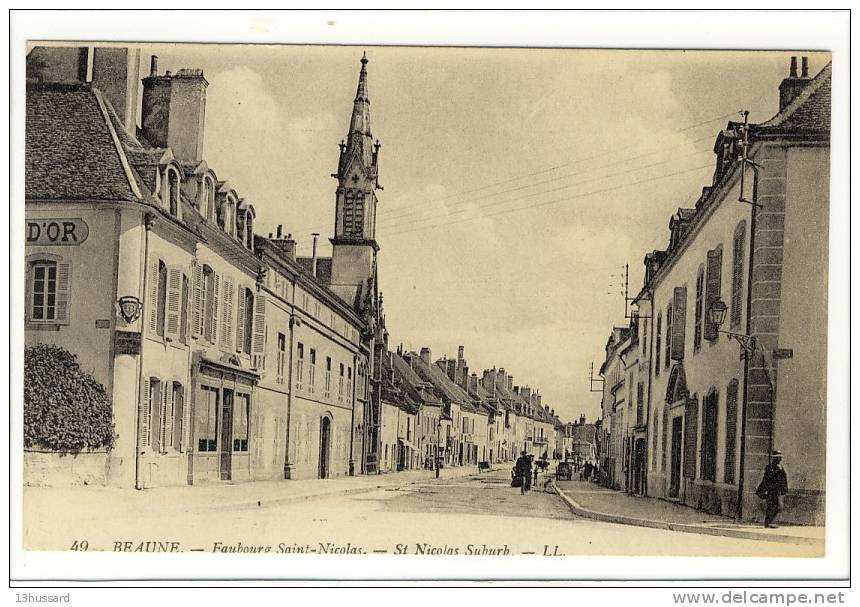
<box><xmin>92</xmin><ymin>88</ymin><xmax>143</xmax><ymax>200</ymax></box>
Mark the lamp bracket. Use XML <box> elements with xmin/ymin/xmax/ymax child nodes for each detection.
<box><xmin>720</xmin><ymin>330</ymin><xmax>757</xmax><ymax>356</ymax></box>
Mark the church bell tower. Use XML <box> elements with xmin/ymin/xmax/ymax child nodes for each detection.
<box><xmin>330</xmin><ymin>52</ymin><xmax>382</xmax><ymax>308</ymax></box>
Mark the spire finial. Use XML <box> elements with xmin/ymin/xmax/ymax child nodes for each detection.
<box><xmin>361</xmin><ymin>51</ymin><xmax>368</xmax><ymax>67</ymax></box>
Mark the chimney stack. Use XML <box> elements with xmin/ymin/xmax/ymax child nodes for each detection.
<box><xmin>311</xmin><ymin>233</ymin><xmax>320</xmax><ymax>277</ymax></box>
<box><xmin>779</xmin><ymin>55</ymin><xmax>812</xmax><ymax>112</ymax></box>
<box><xmin>507</xmin><ymin>375</ymin><xmax>513</xmax><ymax>390</ymax></box>
<box><xmin>91</xmin><ymin>47</ymin><xmax>141</xmax><ymax>137</ymax></box>
<box><xmin>141</xmin><ymin>58</ymin><xmax>209</xmax><ymax>162</ymax></box>
<box><xmin>420</xmin><ymin>347</ymin><xmax>431</xmax><ymax>366</ymax></box>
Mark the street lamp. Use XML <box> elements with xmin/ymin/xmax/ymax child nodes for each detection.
<box><xmin>708</xmin><ymin>297</ymin><xmax>756</xmax><ymax>356</ymax></box>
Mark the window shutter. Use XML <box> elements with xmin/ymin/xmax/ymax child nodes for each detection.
<box><xmin>703</xmin><ymin>247</ymin><xmax>723</xmax><ymax>341</ymax></box>
<box><xmin>211</xmin><ymin>273</ymin><xmax>220</xmax><ymax>344</ymax></box>
<box><xmin>165</xmin><ymin>268</ymin><xmax>183</xmax><ymax>340</ymax></box>
<box><xmin>192</xmin><ymin>263</ymin><xmax>203</xmax><ymax>337</ymax></box>
<box><xmin>140</xmin><ymin>378</ymin><xmax>152</xmax><ymax>449</ymax></box>
<box><xmin>252</xmin><ymin>293</ymin><xmax>266</xmax><ymax>355</ymax></box>
<box><xmin>55</xmin><ymin>261</ymin><xmax>72</xmax><ymax>323</ymax></box>
<box><xmin>671</xmin><ymin>286</ymin><xmax>687</xmax><ymax>360</ymax></box>
<box><xmin>163</xmin><ymin>384</ymin><xmax>174</xmax><ymax>452</ymax></box>
<box><xmin>724</xmin><ymin>380</ymin><xmax>738</xmax><ymax>484</ymax></box>
<box><xmin>174</xmin><ymin>384</ymin><xmax>184</xmax><ymax>453</ymax></box>
<box><xmin>148</xmin><ymin>259</ymin><xmax>160</xmax><ymax>334</ymax></box>
<box><xmin>236</xmin><ymin>287</ymin><xmax>246</xmax><ymax>353</ymax></box>
<box><xmin>221</xmin><ymin>277</ymin><xmax>234</xmax><ymax>350</ymax></box>
<box><xmin>683</xmin><ymin>396</ymin><xmax>698</xmax><ymax>480</ymax></box>
<box><xmin>731</xmin><ymin>223</ymin><xmax>746</xmax><ymax>327</ymax></box>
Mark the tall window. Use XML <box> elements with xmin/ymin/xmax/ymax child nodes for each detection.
<box><xmin>724</xmin><ymin>379</ymin><xmax>739</xmax><ymax>484</ymax></box>
<box><xmin>655</xmin><ymin>313</ymin><xmax>662</xmax><ymax>376</ymax></box>
<box><xmin>308</xmin><ymin>349</ymin><xmax>317</xmax><ymax>393</ymax></box>
<box><xmin>338</xmin><ymin>363</ymin><xmax>345</xmax><ymax>401</ymax></box>
<box><xmin>651</xmin><ymin>411</ymin><xmax>659</xmax><ymax>470</ymax></box>
<box><xmin>142</xmin><ymin>377</ymin><xmax>162</xmax><ymax>450</ymax></box>
<box><xmin>664</xmin><ymin>303</ymin><xmax>672</xmax><ymax>370</ymax></box>
<box><xmin>325</xmin><ymin>357</ymin><xmax>332</xmax><ymax>399</ymax></box>
<box><xmin>242</xmin><ymin>288</ymin><xmax>254</xmax><ymax>355</ymax></box>
<box><xmin>171</xmin><ymin>381</ymin><xmax>184</xmax><ymax>451</ymax></box>
<box><xmin>347</xmin><ymin>367</ymin><xmax>353</xmax><ymax>402</ymax></box>
<box><xmin>277</xmin><ymin>333</ymin><xmax>286</xmax><ymax>384</ymax></box>
<box><xmin>156</xmin><ymin>260</ymin><xmax>168</xmax><ymax>337</ymax></box>
<box><xmin>203</xmin><ymin>265</ymin><xmax>216</xmax><ymax>342</ymax></box>
<box><xmin>701</xmin><ymin>390</ymin><xmax>719</xmax><ymax>482</ymax></box>
<box><xmin>233</xmin><ymin>393</ymin><xmax>250</xmax><ymax>452</ymax></box>
<box><xmin>196</xmin><ymin>386</ymin><xmax>218</xmax><ymax>452</ymax></box>
<box><xmin>694</xmin><ymin>266</ymin><xmax>704</xmax><ymax>352</ymax></box>
<box><xmin>30</xmin><ymin>261</ymin><xmax>57</xmax><ymax>321</ymax></box>
<box><xmin>296</xmin><ymin>343</ymin><xmax>305</xmax><ymax>390</ymax></box>
<box><xmin>731</xmin><ymin>221</ymin><xmax>746</xmax><ymax>328</ymax></box>
<box><xmin>343</xmin><ymin>190</ymin><xmax>365</xmax><ymax>236</ymax></box>
<box><xmin>168</xmin><ymin>170</ymin><xmax>180</xmax><ymax>217</ymax></box>
<box><xmin>180</xmin><ymin>274</ymin><xmax>190</xmax><ymax>344</ymax></box>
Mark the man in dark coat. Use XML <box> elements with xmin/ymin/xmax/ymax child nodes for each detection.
<box><xmin>756</xmin><ymin>450</ymin><xmax>789</xmax><ymax>528</ymax></box>
<box><xmin>514</xmin><ymin>451</ymin><xmax>529</xmax><ymax>494</ymax></box>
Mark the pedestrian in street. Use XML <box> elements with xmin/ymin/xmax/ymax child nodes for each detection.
<box><xmin>514</xmin><ymin>451</ymin><xmax>529</xmax><ymax>494</ymax></box>
<box><xmin>756</xmin><ymin>450</ymin><xmax>789</xmax><ymax>528</ymax></box>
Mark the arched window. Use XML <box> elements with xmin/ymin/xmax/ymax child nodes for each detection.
<box><xmin>164</xmin><ymin>169</ymin><xmax>180</xmax><ymax>217</ymax></box>
<box><xmin>198</xmin><ymin>178</ymin><xmax>208</xmax><ymax>218</ymax></box>
<box><xmin>206</xmin><ymin>178</ymin><xmax>216</xmax><ymax>222</ymax></box>
<box><xmin>343</xmin><ymin>190</ymin><xmax>355</xmax><ymax>235</ymax></box>
<box><xmin>354</xmin><ymin>191</ymin><xmax>365</xmax><ymax>235</ymax></box>
<box><xmin>244</xmin><ymin>211</ymin><xmax>254</xmax><ymax>249</ymax></box>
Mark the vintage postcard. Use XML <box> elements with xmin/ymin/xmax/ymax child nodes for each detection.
<box><xmin>10</xmin><ymin>10</ymin><xmax>850</xmax><ymax>586</ymax></box>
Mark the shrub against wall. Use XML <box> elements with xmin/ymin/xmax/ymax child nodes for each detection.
<box><xmin>24</xmin><ymin>344</ymin><xmax>115</xmax><ymax>453</ymax></box>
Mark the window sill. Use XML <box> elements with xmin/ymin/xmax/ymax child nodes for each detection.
<box><xmin>25</xmin><ymin>321</ymin><xmax>63</xmax><ymax>331</ymax></box>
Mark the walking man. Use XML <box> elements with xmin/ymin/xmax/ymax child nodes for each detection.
<box><xmin>756</xmin><ymin>450</ymin><xmax>789</xmax><ymax>528</ymax></box>
<box><xmin>514</xmin><ymin>451</ymin><xmax>529</xmax><ymax>495</ymax></box>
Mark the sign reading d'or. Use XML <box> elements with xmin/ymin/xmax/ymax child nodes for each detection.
<box><xmin>26</xmin><ymin>218</ymin><xmax>89</xmax><ymax>245</ymax></box>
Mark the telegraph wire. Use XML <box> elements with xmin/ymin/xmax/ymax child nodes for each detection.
<box><xmin>287</xmin><ymin>111</ymin><xmax>736</xmax><ymax>236</ymax></box>
<box><xmin>378</xmin><ymin>162</ymin><xmax>714</xmax><ymax>239</ymax></box>
<box><xmin>372</xmin><ymin>148</ymin><xmax>715</xmax><ymax>233</ymax></box>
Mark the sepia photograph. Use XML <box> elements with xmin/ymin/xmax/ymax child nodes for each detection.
<box><xmin>9</xmin><ymin>9</ymin><xmax>850</xmax><ymax>588</ymax></box>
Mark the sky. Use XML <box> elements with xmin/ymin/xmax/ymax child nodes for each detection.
<box><xmin>141</xmin><ymin>44</ymin><xmax>828</xmax><ymax>425</ymax></box>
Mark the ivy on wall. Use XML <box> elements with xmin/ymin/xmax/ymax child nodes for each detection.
<box><xmin>24</xmin><ymin>344</ymin><xmax>115</xmax><ymax>453</ymax></box>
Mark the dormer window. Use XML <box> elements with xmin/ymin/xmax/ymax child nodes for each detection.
<box><xmin>198</xmin><ymin>178</ymin><xmax>208</xmax><ymax>219</ymax></box>
<box><xmin>164</xmin><ymin>168</ymin><xmax>180</xmax><ymax>217</ymax></box>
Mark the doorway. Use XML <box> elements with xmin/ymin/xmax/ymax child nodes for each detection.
<box><xmin>319</xmin><ymin>416</ymin><xmax>331</xmax><ymax>479</ymax></box>
<box><xmin>219</xmin><ymin>389</ymin><xmax>234</xmax><ymax>481</ymax></box>
<box><xmin>669</xmin><ymin>416</ymin><xmax>682</xmax><ymax>498</ymax></box>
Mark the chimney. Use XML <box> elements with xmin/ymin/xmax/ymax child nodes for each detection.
<box><xmin>141</xmin><ymin>58</ymin><xmax>209</xmax><ymax>162</ymax></box>
<box><xmin>461</xmin><ymin>365</ymin><xmax>470</xmax><ymax>391</ymax></box>
<box><xmin>482</xmin><ymin>368</ymin><xmax>497</xmax><ymax>392</ymax></box>
<box><xmin>507</xmin><ymin>375</ymin><xmax>513</xmax><ymax>390</ymax></box>
<box><xmin>457</xmin><ymin>345</ymin><xmax>464</xmax><ymax>362</ymax></box>
<box><xmin>91</xmin><ymin>47</ymin><xmax>141</xmax><ymax>137</ymax></box>
<box><xmin>551</xmin><ymin>408</ymin><xmax>555</xmax><ymax>417</ymax></box>
<box><xmin>27</xmin><ymin>46</ymin><xmax>89</xmax><ymax>84</ymax></box>
<box><xmin>537</xmin><ymin>394</ymin><xmax>542</xmax><ymax>407</ymax></box>
<box><xmin>271</xmin><ymin>227</ymin><xmax>296</xmax><ymax>261</ymax></box>
<box><xmin>521</xmin><ymin>386</ymin><xmax>532</xmax><ymax>401</ymax></box>
<box><xmin>580</xmin><ymin>414</ymin><xmax>586</xmax><ymax>425</ymax></box>
<box><xmin>311</xmin><ymin>233</ymin><xmax>320</xmax><ymax>277</ymax></box>
<box><xmin>420</xmin><ymin>347</ymin><xmax>431</xmax><ymax>366</ymax></box>
<box><xmin>779</xmin><ymin>55</ymin><xmax>812</xmax><ymax>112</ymax></box>
<box><xmin>468</xmin><ymin>373</ymin><xmax>478</xmax><ymax>394</ymax></box>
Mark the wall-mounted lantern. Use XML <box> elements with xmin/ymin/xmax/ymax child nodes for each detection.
<box><xmin>708</xmin><ymin>297</ymin><xmax>756</xmax><ymax>356</ymax></box>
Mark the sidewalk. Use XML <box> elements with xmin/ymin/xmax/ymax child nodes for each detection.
<box><xmin>553</xmin><ymin>479</ymin><xmax>824</xmax><ymax>546</ymax></box>
<box><xmin>24</xmin><ymin>464</ymin><xmax>499</xmax><ymax>522</ymax></box>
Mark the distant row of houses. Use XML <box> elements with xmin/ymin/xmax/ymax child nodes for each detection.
<box><xmin>594</xmin><ymin>57</ymin><xmax>830</xmax><ymax>525</ymax></box>
<box><xmin>23</xmin><ymin>44</ymin><xmax>582</xmax><ymax>489</ymax></box>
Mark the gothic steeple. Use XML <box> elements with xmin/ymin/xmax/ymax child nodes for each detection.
<box><xmin>330</xmin><ymin>52</ymin><xmax>382</xmax><ymax>311</ymax></box>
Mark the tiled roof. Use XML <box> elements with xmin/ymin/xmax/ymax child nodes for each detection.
<box><xmin>760</xmin><ymin>62</ymin><xmax>831</xmax><ymax>132</ymax></box>
<box><xmin>26</xmin><ymin>82</ymin><xmax>140</xmax><ymax>202</ymax></box>
<box><xmin>391</xmin><ymin>352</ymin><xmax>443</xmax><ymax>407</ymax></box>
<box><xmin>407</xmin><ymin>354</ymin><xmax>476</xmax><ymax>412</ymax></box>
<box><xmin>296</xmin><ymin>257</ymin><xmax>333</xmax><ymax>286</ymax></box>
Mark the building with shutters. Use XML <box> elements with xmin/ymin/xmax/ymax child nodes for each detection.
<box><xmin>629</xmin><ymin>57</ymin><xmax>830</xmax><ymax>524</ymax></box>
<box><xmin>24</xmin><ymin>45</ymin><xmax>376</xmax><ymax>488</ymax></box>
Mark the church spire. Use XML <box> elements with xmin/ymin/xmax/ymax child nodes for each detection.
<box><xmin>342</xmin><ymin>52</ymin><xmax>375</xmax><ymax>173</ymax></box>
